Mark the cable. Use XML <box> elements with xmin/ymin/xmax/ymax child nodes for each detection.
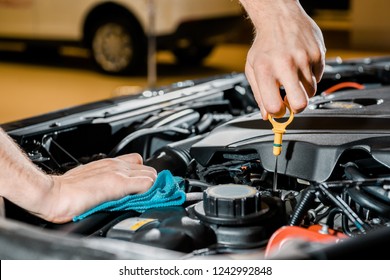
<box><xmin>318</xmin><ymin>183</ymin><xmax>367</xmax><ymax>234</ymax></box>
<box><xmin>322</xmin><ymin>82</ymin><xmax>365</xmax><ymax>95</ymax></box>
<box><xmin>187</xmin><ymin>179</ymin><xmax>213</xmax><ymax>191</ymax></box>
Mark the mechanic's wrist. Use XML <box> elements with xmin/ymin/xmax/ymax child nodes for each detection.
<box><xmin>239</xmin><ymin>0</ymin><xmax>303</xmax><ymax>28</ymax></box>
<box><xmin>30</xmin><ymin>174</ymin><xmax>80</xmax><ymax>224</ymax></box>
<box><xmin>30</xmin><ymin>175</ymin><xmax>60</xmax><ymax>222</ymax></box>
<box><xmin>1</xmin><ymin>171</ymin><xmax>56</xmax><ymax>221</ymax></box>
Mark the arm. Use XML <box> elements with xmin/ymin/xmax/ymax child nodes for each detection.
<box><xmin>239</xmin><ymin>0</ymin><xmax>326</xmax><ymax>119</ymax></box>
<box><xmin>0</xmin><ymin>128</ymin><xmax>156</xmax><ymax>223</ymax></box>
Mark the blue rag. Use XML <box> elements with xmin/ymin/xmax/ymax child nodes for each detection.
<box><xmin>73</xmin><ymin>170</ymin><xmax>186</xmax><ymax>222</ymax></box>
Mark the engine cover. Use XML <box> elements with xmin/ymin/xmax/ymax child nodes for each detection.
<box><xmin>191</xmin><ymin>86</ymin><xmax>390</xmax><ymax>182</ymax></box>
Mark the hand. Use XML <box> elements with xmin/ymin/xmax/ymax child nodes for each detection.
<box><xmin>240</xmin><ymin>0</ymin><xmax>326</xmax><ymax>119</ymax></box>
<box><xmin>34</xmin><ymin>153</ymin><xmax>157</xmax><ymax>223</ymax></box>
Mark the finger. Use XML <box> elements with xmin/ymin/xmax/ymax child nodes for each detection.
<box><xmin>254</xmin><ymin>63</ymin><xmax>285</xmax><ymax>118</ymax></box>
<box><xmin>304</xmin><ymin>17</ymin><xmax>326</xmax><ymax>83</ymax></box>
<box><xmin>118</xmin><ymin>154</ymin><xmax>157</xmax><ymax>176</ymax></box>
<box><xmin>301</xmin><ymin>73</ymin><xmax>317</xmax><ymax>99</ymax></box>
<box><xmin>127</xmin><ymin>168</ymin><xmax>157</xmax><ymax>181</ymax></box>
<box><xmin>278</xmin><ymin>67</ymin><xmax>308</xmax><ymax>114</ymax></box>
<box><xmin>245</xmin><ymin>63</ymin><xmax>268</xmax><ymax>120</ymax></box>
<box><xmin>117</xmin><ymin>153</ymin><xmax>144</xmax><ymax>164</ymax></box>
<box><xmin>308</xmin><ymin>42</ymin><xmax>326</xmax><ymax>83</ymax></box>
<box><xmin>64</xmin><ymin>158</ymin><xmax>124</xmax><ymax>176</ymax></box>
<box><xmin>84</xmin><ymin>161</ymin><xmax>157</xmax><ymax>179</ymax></box>
<box><xmin>65</xmin><ymin>157</ymin><xmax>156</xmax><ymax>177</ymax></box>
<box><xmin>119</xmin><ymin>176</ymin><xmax>156</xmax><ymax>194</ymax></box>
<box><xmin>127</xmin><ymin>163</ymin><xmax>157</xmax><ymax>175</ymax></box>
<box><xmin>306</xmin><ymin>41</ymin><xmax>326</xmax><ymax>83</ymax></box>
<box><xmin>312</xmin><ymin>54</ymin><xmax>325</xmax><ymax>83</ymax></box>
<box><xmin>78</xmin><ymin>174</ymin><xmax>155</xmax><ymax>205</ymax></box>
<box><xmin>293</xmin><ymin>48</ymin><xmax>318</xmax><ymax>99</ymax></box>
<box><xmin>71</xmin><ymin>167</ymin><xmax>156</xmax><ymax>197</ymax></box>
<box><xmin>297</xmin><ymin>66</ymin><xmax>317</xmax><ymax>99</ymax></box>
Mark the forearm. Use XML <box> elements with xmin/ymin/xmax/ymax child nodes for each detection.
<box><xmin>0</xmin><ymin>128</ymin><xmax>53</xmax><ymax>215</ymax></box>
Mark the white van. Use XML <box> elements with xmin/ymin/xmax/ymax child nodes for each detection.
<box><xmin>0</xmin><ymin>0</ymin><xmax>243</xmax><ymax>74</ymax></box>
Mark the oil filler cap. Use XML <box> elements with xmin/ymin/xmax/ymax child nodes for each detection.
<box><xmin>194</xmin><ymin>184</ymin><xmax>268</xmax><ymax>225</ymax></box>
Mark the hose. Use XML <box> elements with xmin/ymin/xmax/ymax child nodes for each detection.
<box><xmin>346</xmin><ymin>186</ymin><xmax>390</xmax><ymax>219</ymax></box>
<box><xmin>289</xmin><ymin>186</ymin><xmax>317</xmax><ymax>226</ymax></box>
<box><xmin>318</xmin><ymin>183</ymin><xmax>368</xmax><ymax>234</ymax></box>
<box><xmin>326</xmin><ymin>207</ymin><xmax>343</xmax><ymax>229</ymax></box>
<box><xmin>108</xmin><ymin>126</ymin><xmax>190</xmax><ymax>157</ymax></box>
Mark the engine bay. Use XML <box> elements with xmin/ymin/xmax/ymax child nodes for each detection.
<box><xmin>2</xmin><ymin>56</ymin><xmax>390</xmax><ymax>259</ymax></box>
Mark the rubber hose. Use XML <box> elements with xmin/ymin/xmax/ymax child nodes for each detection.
<box><xmin>347</xmin><ymin>186</ymin><xmax>390</xmax><ymax>219</ymax></box>
<box><xmin>289</xmin><ymin>186</ymin><xmax>317</xmax><ymax>226</ymax></box>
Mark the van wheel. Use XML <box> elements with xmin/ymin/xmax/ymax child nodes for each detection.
<box><xmin>90</xmin><ymin>18</ymin><xmax>146</xmax><ymax>74</ymax></box>
<box><xmin>173</xmin><ymin>45</ymin><xmax>214</xmax><ymax>66</ymax></box>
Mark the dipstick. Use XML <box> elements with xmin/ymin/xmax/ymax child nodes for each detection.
<box><xmin>268</xmin><ymin>102</ymin><xmax>294</xmax><ymax>191</ymax></box>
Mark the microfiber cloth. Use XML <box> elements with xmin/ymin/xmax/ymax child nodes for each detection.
<box><xmin>73</xmin><ymin>170</ymin><xmax>186</xmax><ymax>222</ymax></box>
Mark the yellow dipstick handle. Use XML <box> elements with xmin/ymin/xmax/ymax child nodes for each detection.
<box><xmin>268</xmin><ymin>102</ymin><xmax>294</xmax><ymax>156</ymax></box>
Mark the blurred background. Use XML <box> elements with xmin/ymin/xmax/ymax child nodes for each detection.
<box><xmin>1</xmin><ymin>0</ymin><xmax>390</xmax><ymax>124</ymax></box>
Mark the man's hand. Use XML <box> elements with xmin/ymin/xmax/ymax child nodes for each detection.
<box><xmin>239</xmin><ymin>0</ymin><xmax>326</xmax><ymax>119</ymax></box>
<box><xmin>37</xmin><ymin>153</ymin><xmax>157</xmax><ymax>223</ymax></box>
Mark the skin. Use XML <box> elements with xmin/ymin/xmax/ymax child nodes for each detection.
<box><xmin>239</xmin><ymin>0</ymin><xmax>326</xmax><ymax>119</ymax></box>
<box><xmin>0</xmin><ymin>128</ymin><xmax>156</xmax><ymax>224</ymax></box>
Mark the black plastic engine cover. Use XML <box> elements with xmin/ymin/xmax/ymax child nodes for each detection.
<box><xmin>190</xmin><ymin>86</ymin><xmax>390</xmax><ymax>182</ymax></box>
